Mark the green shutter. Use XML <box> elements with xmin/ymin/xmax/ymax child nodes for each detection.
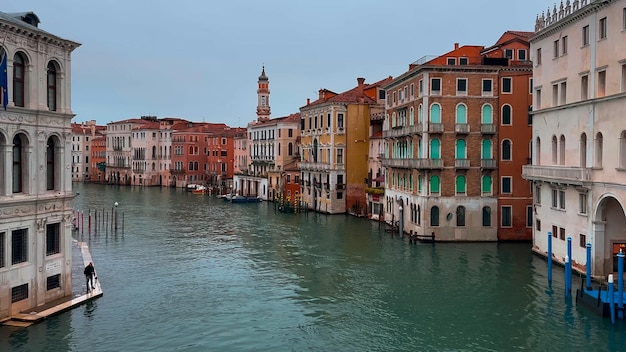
<box><xmin>430</xmin><ymin>175</ymin><xmax>440</xmax><ymax>193</ymax></box>
<box><xmin>456</xmin><ymin>139</ymin><xmax>466</xmax><ymax>159</ymax></box>
<box><xmin>430</xmin><ymin>139</ymin><xmax>440</xmax><ymax>159</ymax></box>
<box><xmin>482</xmin><ymin>175</ymin><xmax>492</xmax><ymax>193</ymax></box>
<box><xmin>482</xmin><ymin>139</ymin><xmax>492</xmax><ymax>159</ymax></box>
<box><xmin>456</xmin><ymin>175</ymin><xmax>466</xmax><ymax>193</ymax></box>
<box><xmin>456</xmin><ymin>104</ymin><xmax>467</xmax><ymax>123</ymax></box>
<box><xmin>430</xmin><ymin>104</ymin><xmax>441</xmax><ymax>123</ymax></box>
<box><xmin>482</xmin><ymin>105</ymin><xmax>493</xmax><ymax>124</ymax></box>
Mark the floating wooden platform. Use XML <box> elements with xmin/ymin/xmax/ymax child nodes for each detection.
<box><xmin>576</xmin><ymin>288</ymin><xmax>626</xmax><ymax>317</ymax></box>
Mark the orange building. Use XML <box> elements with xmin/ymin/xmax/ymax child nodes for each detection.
<box><xmin>171</xmin><ymin>123</ymin><xmax>230</xmax><ymax>188</ymax></box>
<box><xmin>89</xmin><ymin>134</ymin><xmax>106</xmax><ymax>182</ymax></box>
<box><xmin>381</xmin><ymin>31</ymin><xmax>533</xmax><ymax>241</ymax></box>
<box><xmin>483</xmin><ymin>31</ymin><xmax>534</xmax><ymax>240</ymax></box>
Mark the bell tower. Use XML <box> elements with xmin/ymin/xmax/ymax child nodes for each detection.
<box><xmin>256</xmin><ymin>66</ymin><xmax>270</xmax><ymax>122</ymax></box>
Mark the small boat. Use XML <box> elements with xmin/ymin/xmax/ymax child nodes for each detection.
<box><xmin>225</xmin><ymin>193</ymin><xmax>262</xmax><ymax>203</ymax></box>
<box><xmin>186</xmin><ymin>184</ymin><xmax>199</xmax><ymax>192</ymax></box>
<box><xmin>192</xmin><ymin>185</ymin><xmax>208</xmax><ymax>194</ymax></box>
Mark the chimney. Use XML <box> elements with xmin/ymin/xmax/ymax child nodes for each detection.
<box><xmin>306</xmin><ymin>98</ymin><xmax>310</xmax><ymax>105</ymax></box>
<box><xmin>454</xmin><ymin>43</ymin><xmax>459</xmax><ymax>50</ymax></box>
<box><xmin>357</xmin><ymin>77</ymin><xmax>365</xmax><ymax>95</ymax></box>
<box><xmin>319</xmin><ymin>89</ymin><xmax>325</xmax><ymax>100</ymax></box>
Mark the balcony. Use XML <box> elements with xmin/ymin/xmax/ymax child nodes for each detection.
<box><xmin>299</xmin><ymin>162</ymin><xmax>330</xmax><ymax>172</ymax></box>
<box><xmin>381</xmin><ymin>158</ymin><xmax>443</xmax><ymax>169</ymax></box>
<box><xmin>428</xmin><ymin>123</ymin><xmax>443</xmax><ymax>133</ymax></box>
<box><xmin>522</xmin><ymin>165</ymin><xmax>591</xmax><ymax>185</ymax></box>
<box><xmin>481</xmin><ymin>159</ymin><xmax>497</xmax><ymax>169</ymax></box>
<box><xmin>383</xmin><ymin>124</ymin><xmax>422</xmax><ymax>138</ymax></box>
<box><xmin>455</xmin><ymin>123</ymin><xmax>469</xmax><ymax>134</ymax></box>
<box><xmin>481</xmin><ymin>123</ymin><xmax>496</xmax><ymax>134</ymax></box>
<box><xmin>455</xmin><ymin>159</ymin><xmax>470</xmax><ymax>169</ymax></box>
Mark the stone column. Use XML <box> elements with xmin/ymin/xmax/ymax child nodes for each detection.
<box><xmin>592</xmin><ymin>221</ymin><xmax>606</xmax><ymax>276</ymax></box>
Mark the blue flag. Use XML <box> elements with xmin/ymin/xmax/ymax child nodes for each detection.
<box><xmin>0</xmin><ymin>52</ymin><xmax>7</xmax><ymax>110</ymax></box>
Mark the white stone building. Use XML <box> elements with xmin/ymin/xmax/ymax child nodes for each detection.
<box><xmin>0</xmin><ymin>11</ymin><xmax>79</xmax><ymax>319</ymax></box>
<box><xmin>524</xmin><ymin>0</ymin><xmax>626</xmax><ymax>276</ymax></box>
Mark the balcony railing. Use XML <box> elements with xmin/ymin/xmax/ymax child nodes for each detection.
<box><xmin>455</xmin><ymin>159</ymin><xmax>470</xmax><ymax>168</ymax></box>
<box><xmin>455</xmin><ymin>123</ymin><xmax>469</xmax><ymax>134</ymax></box>
<box><xmin>481</xmin><ymin>159</ymin><xmax>497</xmax><ymax>169</ymax></box>
<box><xmin>428</xmin><ymin>123</ymin><xmax>443</xmax><ymax>133</ymax></box>
<box><xmin>381</xmin><ymin>158</ymin><xmax>443</xmax><ymax>169</ymax></box>
<box><xmin>382</xmin><ymin>124</ymin><xmax>422</xmax><ymax>138</ymax></box>
<box><xmin>299</xmin><ymin>162</ymin><xmax>330</xmax><ymax>171</ymax></box>
<box><xmin>522</xmin><ymin>165</ymin><xmax>591</xmax><ymax>185</ymax></box>
<box><xmin>481</xmin><ymin>124</ymin><xmax>496</xmax><ymax>134</ymax></box>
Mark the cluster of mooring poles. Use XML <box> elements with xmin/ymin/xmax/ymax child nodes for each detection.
<box><xmin>546</xmin><ymin>232</ymin><xmax>625</xmax><ymax>324</ymax></box>
<box><xmin>73</xmin><ymin>202</ymin><xmax>125</xmax><ymax>237</ymax></box>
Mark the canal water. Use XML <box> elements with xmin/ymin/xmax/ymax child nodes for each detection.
<box><xmin>2</xmin><ymin>183</ymin><xmax>624</xmax><ymax>351</ymax></box>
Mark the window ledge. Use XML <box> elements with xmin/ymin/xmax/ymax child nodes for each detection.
<box><xmin>615</xmin><ymin>167</ymin><xmax>626</xmax><ymax>172</ymax></box>
<box><xmin>577</xmin><ymin>212</ymin><xmax>588</xmax><ymax>217</ymax></box>
<box><xmin>550</xmin><ymin>207</ymin><xmax>566</xmax><ymax>212</ymax></box>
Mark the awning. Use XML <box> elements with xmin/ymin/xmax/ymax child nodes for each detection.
<box><xmin>373</xmin><ymin>175</ymin><xmax>385</xmax><ymax>182</ymax></box>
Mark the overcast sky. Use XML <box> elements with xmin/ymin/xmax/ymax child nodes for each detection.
<box><xmin>6</xmin><ymin>0</ymin><xmax>553</xmax><ymax>127</ymax></box>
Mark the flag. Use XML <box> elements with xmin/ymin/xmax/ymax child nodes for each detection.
<box><xmin>0</xmin><ymin>52</ymin><xmax>7</xmax><ymax>111</ymax></box>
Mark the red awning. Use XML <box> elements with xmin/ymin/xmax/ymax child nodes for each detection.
<box><xmin>373</xmin><ymin>175</ymin><xmax>385</xmax><ymax>182</ymax></box>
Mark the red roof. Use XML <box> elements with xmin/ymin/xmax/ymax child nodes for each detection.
<box><xmin>303</xmin><ymin>77</ymin><xmax>391</xmax><ymax>109</ymax></box>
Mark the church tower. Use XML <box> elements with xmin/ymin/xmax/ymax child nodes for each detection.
<box><xmin>256</xmin><ymin>66</ymin><xmax>270</xmax><ymax>122</ymax></box>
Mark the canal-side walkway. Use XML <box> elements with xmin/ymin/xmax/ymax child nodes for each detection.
<box><xmin>1</xmin><ymin>240</ymin><xmax>103</xmax><ymax>328</ymax></box>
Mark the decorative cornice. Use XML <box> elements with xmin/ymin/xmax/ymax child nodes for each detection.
<box><xmin>0</xmin><ymin>22</ymin><xmax>80</xmax><ymax>51</ymax></box>
<box><xmin>532</xmin><ymin>0</ymin><xmax>612</xmax><ymax>42</ymax></box>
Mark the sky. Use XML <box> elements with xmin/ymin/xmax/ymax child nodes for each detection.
<box><xmin>6</xmin><ymin>0</ymin><xmax>554</xmax><ymax>128</ymax></box>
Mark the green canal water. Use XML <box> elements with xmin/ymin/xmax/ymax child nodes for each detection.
<box><xmin>2</xmin><ymin>183</ymin><xmax>624</xmax><ymax>351</ymax></box>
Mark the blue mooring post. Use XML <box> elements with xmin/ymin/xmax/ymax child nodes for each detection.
<box><xmin>566</xmin><ymin>237</ymin><xmax>572</xmax><ymax>297</ymax></box>
<box><xmin>547</xmin><ymin>232</ymin><xmax>553</xmax><ymax>284</ymax></box>
<box><xmin>565</xmin><ymin>255</ymin><xmax>570</xmax><ymax>297</ymax></box>
<box><xmin>609</xmin><ymin>274</ymin><xmax>615</xmax><ymax>325</ymax></box>
<box><xmin>618</xmin><ymin>251</ymin><xmax>624</xmax><ymax>319</ymax></box>
<box><xmin>585</xmin><ymin>243</ymin><xmax>592</xmax><ymax>290</ymax></box>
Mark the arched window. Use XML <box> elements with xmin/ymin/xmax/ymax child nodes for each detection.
<box><xmin>456</xmin><ymin>104</ymin><xmax>467</xmax><ymax>123</ymax></box>
<box><xmin>456</xmin><ymin>206</ymin><xmax>465</xmax><ymax>226</ymax></box>
<box><xmin>482</xmin><ymin>206</ymin><xmax>491</xmax><ymax>226</ymax></box>
<box><xmin>502</xmin><ymin>140</ymin><xmax>512</xmax><ymax>161</ymax></box>
<box><xmin>552</xmin><ymin>135</ymin><xmax>558</xmax><ymax>164</ymax></box>
<box><xmin>430</xmin><ymin>175</ymin><xmax>440</xmax><ymax>194</ymax></box>
<box><xmin>13</xmin><ymin>134</ymin><xmax>26</xmax><ymax>193</ymax></box>
<box><xmin>456</xmin><ymin>139</ymin><xmax>466</xmax><ymax>159</ymax></box>
<box><xmin>417</xmin><ymin>205</ymin><xmax>421</xmax><ymax>225</ymax></box>
<box><xmin>430</xmin><ymin>103</ymin><xmax>441</xmax><ymax>123</ymax></box>
<box><xmin>430</xmin><ymin>139</ymin><xmax>441</xmax><ymax>159</ymax></box>
<box><xmin>620</xmin><ymin>131</ymin><xmax>626</xmax><ymax>169</ymax></box>
<box><xmin>188</xmin><ymin>146</ymin><xmax>194</xmax><ymax>154</ymax></box>
<box><xmin>456</xmin><ymin>175</ymin><xmax>466</xmax><ymax>194</ymax></box>
<box><xmin>559</xmin><ymin>135</ymin><xmax>566</xmax><ymax>165</ymax></box>
<box><xmin>391</xmin><ymin>112</ymin><xmax>396</xmax><ymax>128</ymax></box>
<box><xmin>194</xmin><ymin>162</ymin><xmax>198</xmax><ymax>171</ymax></box>
<box><xmin>501</xmin><ymin>104</ymin><xmax>512</xmax><ymax>125</ymax></box>
<box><xmin>46</xmin><ymin>137</ymin><xmax>57</xmax><ymax>190</ymax></box>
<box><xmin>288</xmin><ymin>142</ymin><xmax>293</xmax><ymax>156</ymax></box>
<box><xmin>418</xmin><ymin>104</ymin><xmax>423</xmax><ymax>123</ymax></box>
<box><xmin>481</xmin><ymin>104</ymin><xmax>493</xmax><ymax>124</ymax></box>
<box><xmin>188</xmin><ymin>161</ymin><xmax>193</xmax><ymax>170</ymax></box>
<box><xmin>152</xmin><ymin>162</ymin><xmax>156</xmax><ymax>171</ymax></box>
<box><xmin>482</xmin><ymin>139</ymin><xmax>492</xmax><ymax>159</ymax></box>
<box><xmin>47</xmin><ymin>61</ymin><xmax>58</xmax><ymax>111</ymax></box>
<box><xmin>278</xmin><ymin>143</ymin><xmax>281</xmax><ymax>156</ymax></box>
<box><xmin>430</xmin><ymin>206</ymin><xmax>440</xmax><ymax>226</ymax></box>
<box><xmin>580</xmin><ymin>133</ymin><xmax>587</xmax><ymax>168</ymax></box>
<box><xmin>409</xmin><ymin>107</ymin><xmax>415</xmax><ymax>125</ymax></box>
<box><xmin>535</xmin><ymin>137</ymin><xmax>541</xmax><ymax>165</ymax></box>
<box><xmin>596</xmin><ymin>132</ymin><xmax>604</xmax><ymax>167</ymax></box>
<box><xmin>312</xmin><ymin>139</ymin><xmax>318</xmax><ymax>162</ymax></box>
<box><xmin>14</xmin><ymin>52</ymin><xmax>26</xmax><ymax>107</ymax></box>
<box><xmin>152</xmin><ymin>146</ymin><xmax>157</xmax><ymax>158</ymax></box>
<box><xmin>482</xmin><ymin>175</ymin><xmax>492</xmax><ymax>195</ymax></box>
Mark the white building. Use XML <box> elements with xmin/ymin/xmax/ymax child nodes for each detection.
<box><xmin>523</xmin><ymin>0</ymin><xmax>626</xmax><ymax>277</ymax></box>
<box><xmin>0</xmin><ymin>11</ymin><xmax>80</xmax><ymax>319</ymax></box>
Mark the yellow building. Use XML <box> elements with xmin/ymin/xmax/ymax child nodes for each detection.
<box><xmin>299</xmin><ymin>77</ymin><xmax>391</xmax><ymax>214</ymax></box>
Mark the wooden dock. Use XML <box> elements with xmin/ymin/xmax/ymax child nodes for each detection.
<box><xmin>1</xmin><ymin>241</ymin><xmax>103</xmax><ymax>328</ymax></box>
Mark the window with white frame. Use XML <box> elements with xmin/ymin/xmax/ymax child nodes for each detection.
<box><xmin>457</xmin><ymin>78</ymin><xmax>467</xmax><ymax>96</ymax></box>
<box><xmin>551</xmin><ymin>188</ymin><xmax>558</xmax><ymax>208</ymax></box>
<box><xmin>459</xmin><ymin>57</ymin><xmax>469</xmax><ymax>65</ymax></box>
<box><xmin>582</xmin><ymin>25</ymin><xmax>590</xmax><ymax>46</ymax></box>
<box><xmin>559</xmin><ymin>190</ymin><xmax>565</xmax><ymax>210</ymax></box>
<box><xmin>431</xmin><ymin>78</ymin><xmax>441</xmax><ymax>95</ymax></box>
<box><xmin>502</xmin><ymin>77</ymin><xmax>512</xmax><ymax>93</ymax></box>
<box><xmin>504</xmin><ymin>49</ymin><xmax>513</xmax><ymax>59</ymax></box>
<box><xmin>579</xmin><ymin>192</ymin><xmax>587</xmax><ymax>215</ymax></box>
<box><xmin>553</xmin><ymin>39</ymin><xmax>559</xmax><ymax>58</ymax></box>
<box><xmin>501</xmin><ymin>206</ymin><xmax>512</xmax><ymax>227</ymax></box>
<box><xmin>501</xmin><ymin>176</ymin><xmax>512</xmax><ymax>194</ymax></box>
<box><xmin>518</xmin><ymin>49</ymin><xmax>527</xmax><ymax>61</ymax></box>
<box><xmin>561</xmin><ymin>36</ymin><xmax>568</xmax><ymax>55</ymax></box>
<box><xmin>447</xmin><ymin>58</ymin><xmax>456</xmax><ymax>65</ymax></box>
<box><xmin>482</xmin><ymin>79</ymin><xmax>492</xmax><ymax>96</ymax></box>
<box><xmin>599</xmin><ymin>17</ymin><xmax>607</xmax><ymax>39</ymax></box>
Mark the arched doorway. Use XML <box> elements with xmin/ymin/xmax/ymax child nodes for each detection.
<box><xmin>594</xmin><ymin>195</ymin><xmax>626</xmax><ymax>276</ymax></box>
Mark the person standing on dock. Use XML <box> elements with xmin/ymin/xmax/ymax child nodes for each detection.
<box><xmin>84</xmin><ymin>262</ymin><xmax>96</xmax><ymax>292</ymax></box>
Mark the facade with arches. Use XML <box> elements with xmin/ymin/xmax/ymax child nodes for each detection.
<box><xmin>524</xmin><ymin>0</ymin><xmax>626</xmax><ymax>277</ymax></box>
<box><xmin>0</xmin><ymin>12</ymin><xmax>80</xmax><ymax>319</ymax></box>
<box><xmin>382</xmin><ymin>32</ymin><xmax>533</xmax><ymax>241</ymax></box>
